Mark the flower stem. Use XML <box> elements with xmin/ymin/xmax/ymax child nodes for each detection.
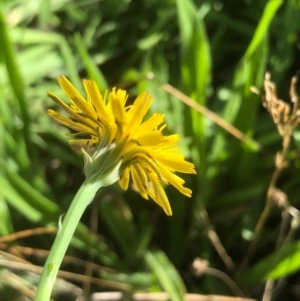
<box><xmin>34</xmin><ymin>179</ymin><xmax>102</xmax><ymax>301</ymax></box>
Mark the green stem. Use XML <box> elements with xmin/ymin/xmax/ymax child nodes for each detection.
<box><xmin>35</xmin><ymin>179</ymin><xmax>102</xmax><ymax>301</ymax></box>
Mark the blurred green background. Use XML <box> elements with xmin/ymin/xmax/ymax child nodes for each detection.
<box><xmin>1</xmin><ymin>0</ymin><xmax>300</xmax><ymax>300</ymax></box>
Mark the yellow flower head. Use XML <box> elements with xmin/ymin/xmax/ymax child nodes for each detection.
<box><xmin>48</xmin><ymin>76</ymin><xmax>196</xmax><ymax>215</ymax></box>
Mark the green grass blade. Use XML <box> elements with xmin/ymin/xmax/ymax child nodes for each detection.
<box><xmin>99</xmin><ymin>197</ymin><xmax>137</xmax><ymax>259</ymax></box>
<box><xmin>0</xmin><ymin>197</ymin><xmax>14</xmax><ymax>235</ymax></box>
<box><xmin>59</xmin><ymin>37</ymin><xmax>82</xmax><ymax>89</ymax></box>
<box><xmin>209</xmin><ymin>0</ymin><xmax>281</xmax><ymax>182</ymax></box>
<box><xmin>0</xmin><ymin>3</ymin><xmax>30</xmax><ymax>154</ymax></box>
<box><xmin>224</xmin><ymin>0</ymin><xmax>282</xmax><ymax>129</ymax></box>
<box><xmin>11</xmin><ymin>27</ymin><xmax>61</xmax><ymax>44</ymax></box>
<box><xmin>245</xmin><ymin>0</ymin><xmax>283</xmax><ymax>58</ymax></box>
<box><xmin>0</xmin><ymin>175</ymin><xmax>42</xmax><ymax>222</ymax></box>
<box><xmin>243</xmin><ymin>240</ymin><xmax>300</xmax><ymax>283</ymax></box>
<box><xmin>176</xmin><ymin>0</ymin><xmax>211</xmax><ymax>204</ymax></box>
<box><xmin>145</xmin><ymin>251</ymin><xmax>186</xmax><ymax>301</ymax></box>
<box><xmin>3</xmin><ymin>164</ymin><xmax>58</xmax><ymax>215</ymax></box>
<box><xmin>74</xmin><ymin>33</ymin><xmax>108</xmax><ymax>90</ymax></box>
<box><xmin>39</xmin><ymin>0</ymin><xmax>51</xmax><ymax>29</ymax></box>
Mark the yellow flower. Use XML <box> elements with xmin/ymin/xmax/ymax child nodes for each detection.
<box><xmin>48</xmin><ymin>76</ymin><xmax>196</xmax><ymax>215</ymax></box>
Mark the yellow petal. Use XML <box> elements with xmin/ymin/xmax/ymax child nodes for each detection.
<box><xmin>57</xmin><ymin>76</ymin><xmax>95</xmax><ymax>117</ymax></box>
<box><xmin>48</xmin><ymin>109</ymin><xmax>97</xmax><ymax>135</ymax></box>
<box><xmin>47</xmin><ymin>92</ymin><xmax>78</xmax><ymax>117</ymax></box>
<box><xmin>109</xmin><ymin>88</ymin><xmax>128</xmax><ymax>125</ymax></box>
<box><xmin>69</xmin><ymin>138</ymin><xmax>97</xmax><ymax>151</ymax></box>
<box><xmin>127</xmin><ymin>92</ymin><xmax>153</xmax><ymax>132</ymax></box>
<box><xmin>130</xmin><ymin>164</ymin><xmax>148</xmax><ymax>199</ymax></box>
<box><xmin>119</xmin><ymin>167</ymin><xmax>130</xmax><ymax>190</ymax></box>
<box><xmin>138</xmin><ymin>113</ymin><xmax>165</xmax><ymax>132</ymax></box>
<box><xmin>152</xmin><ymin>151</ymin><xmax>196</xmax><ymax>174</ymax></box>
<box><xmin>135</xmin><ymin>131</ymin><xmax>168</xmax><ymax>146</ymax></box>
<box><xmin>146</xmin><ymin>171</ymin><xmax>172</xmax><ymax>216</ymax></box>
<box><xmin>83</xmin><ymin>80</ymin><xmax>110</xmax><ymax>123</ymax></box>
<box><xmin>158</xmin><ymin>166</ymin><xmax>192</xmax><ymax>197</ymax></box>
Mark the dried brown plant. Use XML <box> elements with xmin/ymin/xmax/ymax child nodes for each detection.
<box><xmin>240</xmin><ymin>73</ymin><xmax>300</xmax><ymax>301</ymax></box>
<box><xmin>252</xmin><ymin>73</ymin><xmax>300</xmax><ymax>137</ymax></box>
